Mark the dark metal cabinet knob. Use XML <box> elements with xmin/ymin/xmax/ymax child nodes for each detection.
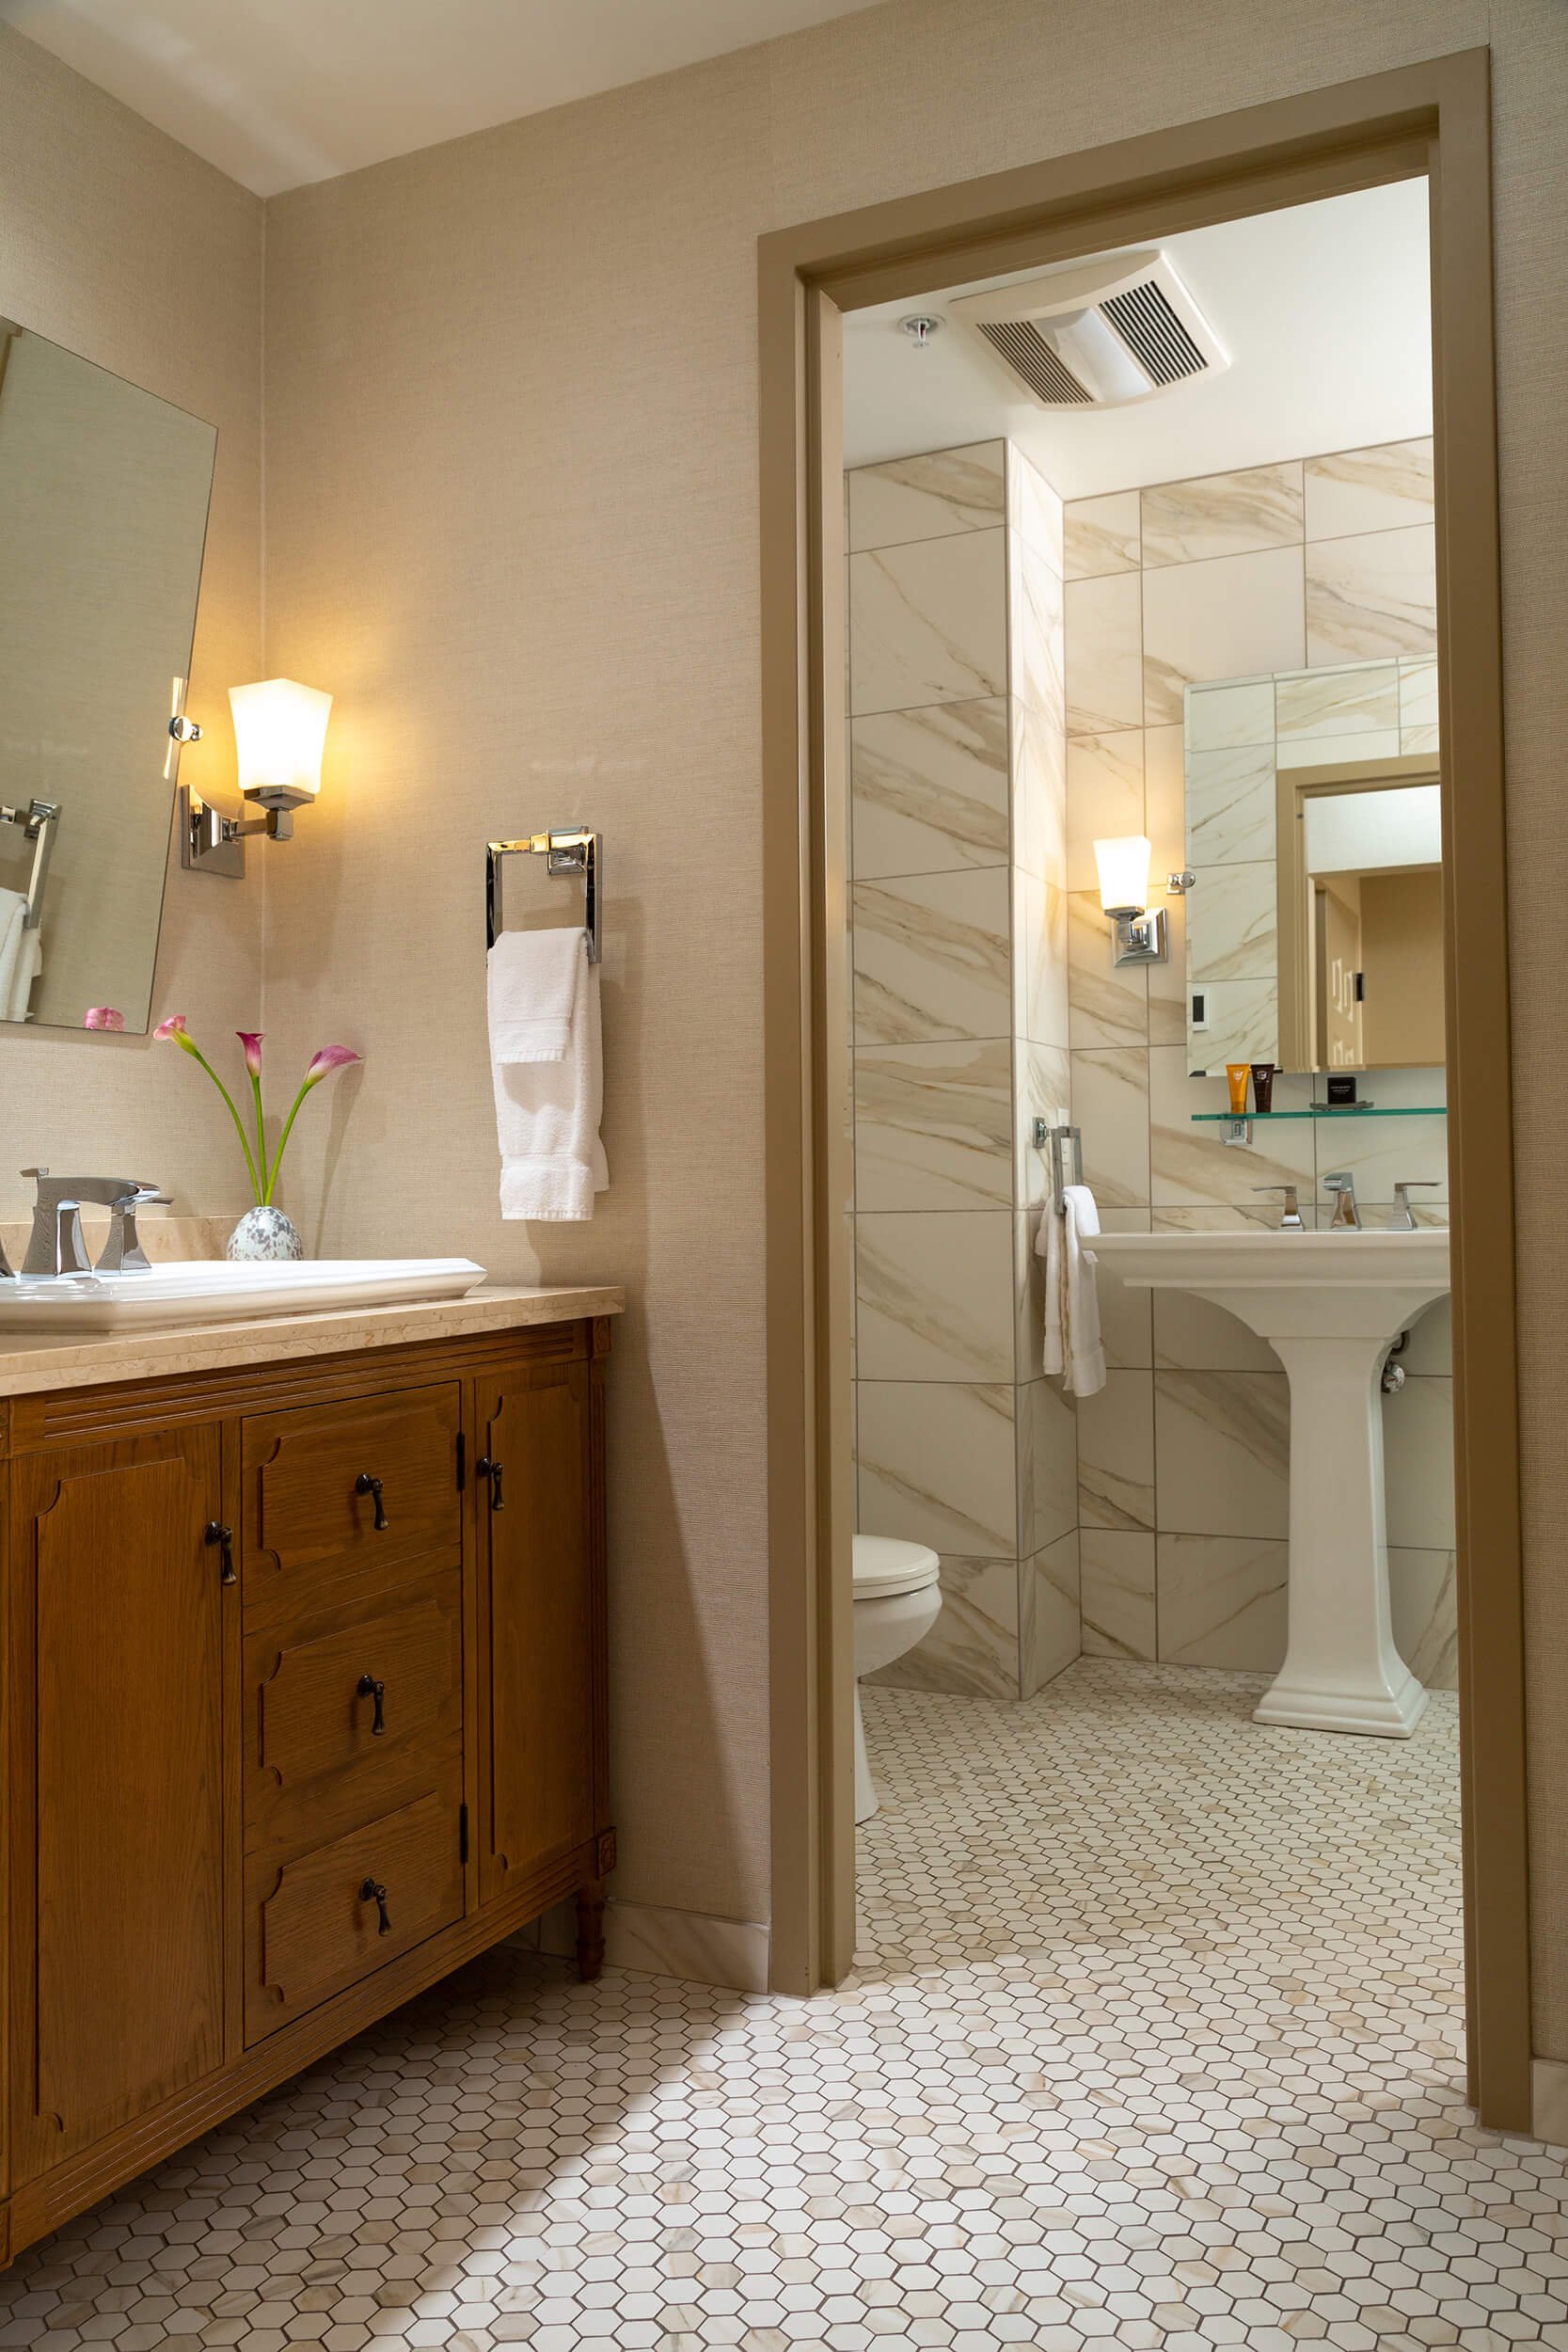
<box><xmin>356</xmin><ymin>1674</ymin><xmax>387</xmax><ymax>1735</ymax></box>
<box><xmin>355</xmin><ymin>1472</ymin><xmax>389</xmax><ymax>1531</ymax></box>
<box><xmin>358</xmin><ymin>1877</ymin><xmax>391</xmax><ymax>1935</ymax></box>
<box><xmin>205</xmin><ymin>1521</ymin><xmax>237</xmax><ymax>1583</ymax></box>
<box><xmin>475</xmin><ymin>1455</ymin><xmax>505</xmax><ymax>1512</ymax></box>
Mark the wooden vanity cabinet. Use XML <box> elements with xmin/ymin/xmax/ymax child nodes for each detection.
<box><xmin>0</xmin><ymin>1312</ymin><xmax>615</xmax><ymax>2267</ymax></box>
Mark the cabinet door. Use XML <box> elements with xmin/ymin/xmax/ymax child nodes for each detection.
<box><xmin>8</xmin><ymin>1427</ymin><xmax>227</xmax><ymax>2177</ymax></box>
<box><xmin>476</xmin><ymin>1358</ymin><xmax>602</xmax><ymax>1901</ymax></box>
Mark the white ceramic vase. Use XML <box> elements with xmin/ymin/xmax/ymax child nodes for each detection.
<box><xmin>227</xmin><ymin>1205</ymin><xmax>304</xmax><ymax>1262</ymax></box>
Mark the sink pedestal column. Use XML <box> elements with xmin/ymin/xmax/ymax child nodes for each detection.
<box><xmin>1254</xmin><ymin>1331</ymin><xmax>1427</xmax><ymax>1738</ymax></box>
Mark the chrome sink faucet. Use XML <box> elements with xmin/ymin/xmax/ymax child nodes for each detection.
<box><xmin>1390</xmin><ymin>1180</ymin><xmax>1440</xmax><ymax>1232</ymax></box>
<box><xmin>1323</xmin><ymin>1172</ymin><xmax>1361</xmax><ymax>1230</ymax></box>
<box><xmin>17</xmin><ymin>1168</ymin><xmax>169</xmax><ymax>1277</ymax></box>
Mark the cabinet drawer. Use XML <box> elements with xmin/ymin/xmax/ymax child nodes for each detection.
<box><xmin>245</xmin><ymin>1571</ymin><xmax>462</xmax><ymax>1855</ymax></box>
<box><xmin>246</xmin><ymin>1784</ymin><xmax>464</xmax><ymax>2042</ymax></box>
<box><xmin>244</xmin><ymin>1382</ymin><xmax>462</xmax><ymax>1607</ymax></box>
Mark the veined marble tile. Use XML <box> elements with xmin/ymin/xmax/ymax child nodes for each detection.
<box><xmin>1141</xmin><ymin>462</ymin><xmax>1303</xmax><ymax>569</ymax></box>
<box><xmin>1275</xmin><ymin>661</ymin><xmax>1400</xmax><ymax>741</ymax></box>
<box><xmin>1093</xmin><ymin>1239</ymin><xmax>1153</xmax><ymax>1373</ymax></box>
<box><xmin>1077</xmin><ymin>1369</ymin><xmax>1155</xmax><ymax>1533</ymax></box>
<box><xmin>1148</xmin><ymin>889</ymin><xmax>1187</xmax><ymax>1051</ymax></box>
<box><xmin>1022</xmin><ymin>1533</ymin><xmax>1081</xmax><ymax>1694</ymax></box>
<box><xmin>1185</xmin><ymin>744</ymin><xmax>1276</xmax><ymax>866</ymax></box>
<box><xmin>857</xmin><ymin>1378</ymin><xmax>1017</xmax><ymax>1557</ymax></box>
<box><xmin>1011</xmin><ymin>869</ymin><xmax>1069</xmax><ymax>1048</ymax></box>
<box><xmin>1153</xmin><ymin>1203</ymin><xmax>1314</xmax><ymax>1232</ymax></box>
<box><xmin>1081</xmin><ymin>1529</ymin><xmax>1156</xmax><ymax>1659</ymax></box>
<box><xmin>1014</xmin><ymin>1206</ymin><xmax>1047</xmax><ymax>1383</ymax></box>
<box><xmin>1063</xmin><ymin>490</ymin><xmax>1141</xmax><ymax>580</ymax></box>
<box><xmin>1018</xmin><ymin>1375</ymin><xmax>1078</xmax><ymax>1556</ymax></box>
<box><xmin>1011</xmin><ymin>691</ymin><xmax>1068</xmax><ymax>887</ymax></box>
<box><xmin>855</xmin><ymin>1210</ymin><xmax>1015</xmax><ymax>1382</ymax></box>
<box><xmin>851</xmin><ymin>866</ymin><xmax>1010</xmax><ymax>1045</ymax></box>
<box><xmin>1070</xmin><ymin>1046</ymin><xmax>1150</xmax><ymax>1209</ymax></box>
<box><xmin>1186</xmin><ymin>678</ymin><xmax>1275</xmax><ymax>753</ymax></box>
<box><xmin>1154</xmin><ymin>1370</ymin><xmax>1290</xmax><ymax>1540</ymax></box>
<box><xmin>1153</xmin><ymin>1285</ymin><xmax>1279</xmax><ymax>1375</ymax></box>
<box><xmin>1185</xmin><ymin>860</ymin><xmax>1276</xmax><ymax>986</ymax></box>
<box><xmin>1069</xmin><ymin>888</ymin><xmax>1148</xmax><ymax>1049</ymax></box>
<box><xmin>1010</xmin><ymin>528</ymin><xmax>1066</xmax><ymax>723</ymax></box>
<box><xmin>1157</xmin><ymin>1534</ymin><xmax>1287</xmax><ymax>1672</ymax></box>
<box><xmin>1066</xmin><ymin>729</ymin><xmax>1144</xmax><ymax>894</ymax></box>
<box><xmin>1189</xmin><ymin>978</ymin><xmax>1278</xmax><ymax>1074</ymax></box>
<box><xmin>1148</xmin><ymin>1046</ymin><xmax>1314</xmax><ymax>1209</ymax></box>
<box><xmin>1144</xmin><ymin>546</ymin><xmax>1305</xmax><ymax>727</ymax></box>
<box><xmin>1305</xmin><ymin>523</ymin><xmax>1437</xmax><ymax>664</ymax></box>
<box><xmin>854</xmin><ymin>1038</ymin><xmax>1012</xmax><ymax>1212</ymax></box>
<box><xmin>1144</xmin><ymin>723</ymin><xmax>1185</xmax><ymax>880</ymax></box>
<box><xmin>1400</xmin><ymin>658</ymin><xmax>1439</xmax><ymax>755</ymax></box>
<box><xmin>1007</xmin><ymin>446</ymin><xmax>1065</xmax><ymax>573</ymax></box>
<box><xmin>1309</xmin><ymin>1106</ymin><xmax>1447</xmax><ymax>1201</ymax></box>
<box><xmin>864</xmin><ymin>1554</ymin><xmax>1019</xmax><ymax>1699</ymax></box>
<box><xmin>848</xmin><ymin>439</ymin><xmax>1006</xmax><ymax>550</ymax></box>
<box><xmin>849</xmin><ymin>529</ymin><xmax>1007</xmax><ymax>716</ymax></box>
<box><xmin>1384</xmin><ymin>1373</ymin><xmax>1456</xmax><ymax>1551</ymax></box>
<box><xmin>1389</xmin><ymin>1545</ymin><xmax>1458</xmax><ymax>1692</ymax></box>
<box><xmin>1305</xmin><ymin>437</ymin><xmax>1434</xmax><ymax>541</ymax></box>
<box><xmin>1276</xmin><ymin>725</ymin><xmax>1402</xmax><ymax>770</ymax></box>
<box><xmin>1013</xmin><ymin>1040</ymin><xmax>1071</xmax><ymax>1215</ymax></box>
<box><xmin>850</xmin><ymin>697</ymin><xmax>1009</xmax><ymax>880</ymax></box>
<box><xmin>1065</xmin><ymin>571</ymin><xmax>1143</xmax><ymax>735</ymax></box>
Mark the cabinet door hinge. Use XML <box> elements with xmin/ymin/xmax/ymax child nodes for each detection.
<box><xmin>459</xmin><ymin>1802</ymin><xmax>469</xmax><ymax>1865</ymax></box>
<box><xmin>456</xmin><ymin>1432</ymin><xmax>467</xmax><ymax>1491</ymax></box>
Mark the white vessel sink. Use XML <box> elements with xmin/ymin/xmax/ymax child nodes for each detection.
<box><xmin>0</xmin><ymin>1257</ymin><xmax>488</xmax><ymax>1333</ymax></box>
<box><xmin>1093</xmin><ymin>1228</ymin><xmax>1450</xmax><ymax>1739</ymax></box>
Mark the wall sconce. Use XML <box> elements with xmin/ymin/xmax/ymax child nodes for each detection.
<box><xmin>1094</xmin><ymin>834</ymin><xmax>1169</xmax><ymax>965</ymax></box>
<box><xmin>179</xmin><ymin>677</ymin><xmax>332</xmax><ymax>877</ymax></box>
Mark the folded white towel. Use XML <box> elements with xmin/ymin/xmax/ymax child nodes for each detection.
<box><xmin>0</xmin><ymin>888</ymin><xmax>41</xmax><ymax>1024</ymax></box>
<box><xmin>490</xmin><ymin>929</ymin><xmax>609</xmax><ymax>1220</ymax></box>
<box><xmin>487</xmin><ymin>925</ymin><xmax>583</xmax><ymax>1062</ymax></box>
<box><xmin>1037</xmin><ymin>1183</ymin><xmax>1106</xmax><ymax>1398</ymax></box>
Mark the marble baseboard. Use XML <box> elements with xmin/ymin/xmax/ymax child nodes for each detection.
<box><xmin>515</xmin><ymin>1900</ymin><xmax>771</xmax><ymax>1994</ymax></box>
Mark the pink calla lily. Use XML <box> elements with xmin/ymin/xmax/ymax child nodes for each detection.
<box><xmin>154</xmin><ymin>1018</ymin><xmax>361</xmax><ymax>1209</ymax></box>
<box><xmin>84</xmin><ymin>1007</ymin><xmax>125</xmax><ymax>1031</ymax></box>
<box><xmin>237</xmin><ymin>1030</ymin><xmax>264</xmax><ymax>1077</ymax></box>
<box><xmin>304</xmin><ymin>1044</ymin><xmax>361</xmax><ymax>1087</ymax></box>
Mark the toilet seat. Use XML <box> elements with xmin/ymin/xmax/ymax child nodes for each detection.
<box><xmin>852</xmin><ymin>1534</ymin><xmax>940</xmax><ymax>1599</ymax></box>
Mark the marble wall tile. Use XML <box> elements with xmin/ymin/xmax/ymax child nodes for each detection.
<box><xmin>1143</xmin><ymin>724</ymin><xmax>1185</xmax><ymax>882</ymax></box>
<box><xmin>1147</xmin><ymin>887</ymin><xmax>1187</xmax><ymax>1049</ymax></box>
<box><xmin>1185</xmin><ymin>744</ymin><xmax>1276</xmax><ymax>866</ymax></box>
<box><xmin>848</xmin><ymin>440</ymin><xmax>1006</xmax><ymax>551</ymax></box>
<box><xmin>1143</xmin><ymin>546</ymin><xmax>1304</xmax><ymax>726</ymax></box>
<box><xmin>864</xmin><ymin>1554</ymin><xmax>1019</xmax><ymax>1698</ymax></box>
<box><xmin>1018</xmin><ymin>1374</ymin><xmax>1079</xmax><ymax>1556</ymax></box>
<box><xmin>1384</xmin><ymin>1373</ymin><xmax>1456</xmax><ymax>1551</ymax></box>
<box><xmin>1275</xmin><ymin>662</ymin><xmax>1400</xmax><ymax>742</ymax></box>
<box><xmin>1153</xmin><ymin>1370</ymin><xmax>1290</xmax><ymax>1539</ymax></box>
<box><xmin>1152</xmin><ymin>1286</ymin><xmax>1280</xmax><ymax>1374</ymax></box>
<box><xmin>1185</xmin><ymin>861</ymin><xmax>1277</xmax><ymax>985</ymax></box>
<box><xmin>1010</xmin><ymin>529</ymin><xmax>1066</xmax><ymax>723</ymax></box>
<box><xmin>1309</xmin><ymin>1107</ymin><xmax>1448</xmax><ymax>1202</ymax></box>
<box><xmin>1389</xmin><ymin>1546</ymin><xmax>1458</xmax><ymax>1692</ymax></box>
<box><xmin>1007</xmin><ymin>447</ymin><xmax>1065</xmax><ymax>574</ymax></box>
<box><xmin>857</xmin><ymin>1379</ymin><xmax>1017</xmax><ymax>1558</ymax></box>
<box><xmin>1149</xmin><ymin>1047</ymin><xmax>1314</xmax><ymax>1210</ymax></box>
<box><xmin>1187</xmin><ymin>977</ymin><xmax>1277</xmax><ymax>1074</ymax></box>
<box><xmin>855</xmin><ymin>1209</ymin><xmax>1016</xmax><ymax>1383</ymax></box>
<box><xmin>1153</xmin><ymin>1204</ymin><xmax>1309</xmax><ymax>1232</ymax></box>
<box><xmin>1186</xmin><ymin>678</ymin><xmax>1275</xmax><ymax>753</ymax></box>
<box><xmin>1066</xmin><ymin>729</ymin><xmax>1145</xmax><ymax>894</ymax></box>
<box><xmin>849</xmin><ymin>529</ymin><xmax>1008</xmax><ymax>716</ymax></box>
<box><xmin>1081</xmin><ymin>1529</ymin><xmax>1157</xmax><ymax>1659</ymax></box>
<box><xmin>1065</xmin><ymin>572</ymin><xmax>1143</xmax><ymax>735</ymax></box>
<box><xmin>1304</xmin><ymin>523</ymin><xmax>1437</xmax><ymax>664</ymax></box>
<box><xmin>1093</xmin><ymin>1240</ymin><xmax>1153</xmax><ymax>1373</ymax></box>
<box><xmin>1141</xmin><ymin>462</ymin><xmax>1303</xmax><ymax>569</ymax></box>
<box><xmin>1071</xmin><ymin>1046</ymin><xmax>1150</xmax><ymax>1208</ymax></box>
<box><xmin>1022</xmin><ymin>1533</ymin><xmax>1081</xmax><ymax>1693</ymax></box>
<box><xmin>854</xmin><ymin>1038</ymin><xmax>1013</xmax><ymax>1212</ymax></box>
<box><xmin>850</xmin><ymin>697</ymin><xmax>1010</xmax><ymax>880</ymax></box>
<box><xmin>1014</xmin><ymin>1206</ymin><xmax>1046</xmax><ymax>1383</ymax></box>
<box><xmin>1012</xmin><ymin>870</ymin><xmax>1069</xmax><ymax>1048</ymax></box>
<box><xmin>1399</xmin><ymin>658</ymin><xmax>1439</xmax><ymax>755</ymax></box>
<box><xmin>1068</xmin><ymin>888</ymin><xmax>1148</xmax><ymax>1050</ymax></box>
<box><xmin>1077</xmin><ymin>1369</ymin><xmax>1155</xmax><ymax>1532</ymax></box>
<box><xmin>1304</xmin><ymin>437</ymin><xmax>1433</xmax><ymax>541</ymax></box>
<box><xmin>1157</xmin><ymin>1534</ymin><xmax>1288</xmax><ymax>1672</ymax></box>
<box><xmin>1014</xmin><ymin>1041</ymin><xmax>1072</xmax><ymax>1213</ymax></box>
<box><xmin>1012</xmin><ymin>691</ymin><xmax>1068</xmax><ymax>887</ymax></box>
<box><xmin>852</xmin><ymin>866</ymin><xmax>1010</xmax><ymax>1045</ymax></box>
<box><xmin>1275</xmin><ymin>725</ymin><xmax>1402</xmax><ymax>770</ymax></box>
<box><xmin>1063</xmin><ymin>490</ymin><xmax>1141</xmax><ymax>580</ymax></box>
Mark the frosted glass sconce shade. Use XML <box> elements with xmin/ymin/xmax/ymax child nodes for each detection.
<box><xmin>1093</xmin><ymin>833</ymin><xmax>1151</xmax><ymax>917</ymax></box>
<box><xmin>230</xmin><ymin>678</ymin><xmax>332</xmax><ymax>813</ymax></box>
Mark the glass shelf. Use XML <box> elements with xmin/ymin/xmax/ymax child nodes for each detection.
<box><xmin>1192</xmin><ymin>1104</ymin><xmax>1447</xmax><ymax>1122</ymax></box>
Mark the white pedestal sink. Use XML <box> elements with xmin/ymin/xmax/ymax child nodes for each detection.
<box><xmin>1091</xmin><ymin>1230</ymin><xmax>1450</xmax><ymax>1738</ymax></box>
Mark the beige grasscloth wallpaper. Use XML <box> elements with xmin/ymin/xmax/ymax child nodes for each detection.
<box><xmin>6</xmin><ymin>0</ymin><xmax>1567</xmax><ymax>2052</ymax></box>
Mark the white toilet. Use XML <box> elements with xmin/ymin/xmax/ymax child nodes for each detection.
<box><xmin>851</xmin><ymin>1535</ymin><xmax>942</xmax><ymax>1823</ymax></box>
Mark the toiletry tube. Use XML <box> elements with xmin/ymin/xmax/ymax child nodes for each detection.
<box><xmin>1250</xmin><ymin>1062</ymin><xmax>1275</xmax><ymax>1113</ymax></box>
<box><xmin>1227</xmin><ymin>1063</ymin><xmax>1250</xmax><ymax>1114</ymax></box>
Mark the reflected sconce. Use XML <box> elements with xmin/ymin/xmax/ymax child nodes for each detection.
<box><xmin>179</xmin><ymin>678</ymin><xmax>332</xmax><ymax>877</ymax></box>
<box><xmin>1093</xmin><ymin>834</ymin><xmax>1170</xmax><ymax>966</ymax></box>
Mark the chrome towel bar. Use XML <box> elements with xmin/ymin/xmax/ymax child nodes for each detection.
<box><xmin>485</xmin><ymin>826</ymin><xmax>600</xmax><ymax>962</ymax></box>
<box><xmin>0</xmin><ymin>797</ymin><xmax>59</xmax><ymax>930</ymax></box>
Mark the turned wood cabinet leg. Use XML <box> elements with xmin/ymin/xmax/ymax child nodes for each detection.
<box><xmin>576</xmin><ymin>1879</ymin><xmax>606</xmax><ymax>1981</ymax></box>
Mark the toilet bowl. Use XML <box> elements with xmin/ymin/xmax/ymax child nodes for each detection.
<box><xmin>852</xmin><ymin>1535</ymin><xmax>942</xmax><ymax>1823</ymax></box>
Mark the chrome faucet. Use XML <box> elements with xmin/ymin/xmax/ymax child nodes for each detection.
<box><xmin>1323</xmin><ymin>1171</ymin><xmax>1361</xmax><ymax>1231</ymax></box>
<box><xmin>1390</xmin><ymin>1180</ymin><xmax>1440</xmax><ymax>1232</ymax></box>
<box><xmin>1252</xmin><ymin>1184</ymin><xmax>1305</xmax><ymax>1231</ymax></box>
<box><xmin>18</xmin><ymin>1168</ymin><xmax>169</xmax><ymax>1277</ymax></box>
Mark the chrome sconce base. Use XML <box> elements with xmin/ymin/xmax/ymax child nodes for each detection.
<box><xmin>1109</xmin><ymin>904</ymin><xmax>1169</xmax><ymax>965</ymax></box>
<box><xmin>179</xmin><ymin>786</ymin><xmax>296</xmax><ymax>879</ymax></box>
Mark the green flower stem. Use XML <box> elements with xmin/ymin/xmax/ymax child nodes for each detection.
<box><xmin>188</xmin><ymin>1045</ymin><xmax>262</xmax><ymax>1203</ymax></box>
<box><xmin>249</xmin><ymin>1070</ymin><xmax>270</xmax><ymax>1202</ymax></box>
<box><xmin>263</xmin><ymin>1079</ymin><xmax>315</xmax><ymax>1207</ymax></box>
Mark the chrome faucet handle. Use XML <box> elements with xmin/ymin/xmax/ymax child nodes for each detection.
<box><xmin>1390</xmin><ymin>1180</ymin><xmax>1440</xmax><ymax>1232</ymax></box>
<box><xmin>1252</xmin><ymin>1184</ymin><xmax>1305</xmax><ymax>1231</ymax></box>
<box><xmin>97</xmin><ymin>1184</ymin><xmax>172</xmax><ymax>1273</ymax></box>
<box><xmin>52</xmin><ymin>1200</ymin><xmax>90</xmax><ymax>1277</ymax></box>
<box><xmin>1322</xmin><ymin>1171</ymin><xmax>1362</xmax><ymax>1230</ymax></box>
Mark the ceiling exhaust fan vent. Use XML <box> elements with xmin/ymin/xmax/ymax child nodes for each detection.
<box><xmin>951</xmin><ymin>250</ymin><xmax>1227</xmax><ymax>409</ymax></box>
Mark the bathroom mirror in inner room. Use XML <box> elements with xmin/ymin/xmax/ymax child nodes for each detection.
<box><xmin>1182</xmin><ymin>657</ymin><xmax>1444</xmax><ymax>1073</ymax></box>
<box><xmin>0</xmin><ymin>319</ymin><xmax>217</xmax><ymax>1035</ymax></box>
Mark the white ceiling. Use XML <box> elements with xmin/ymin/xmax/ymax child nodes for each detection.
<box><xmin>844</xmin><ymin>181</ymin><xmax>1433</xmax><ymax>501</ymax></box>
<box><xmin>0</xmin><ymin>0</ymin><xmax>885</xmax><ymax>196</ymax></box>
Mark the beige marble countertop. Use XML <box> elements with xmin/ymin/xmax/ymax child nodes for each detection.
<box><xmin>0</xmin><ymin>1282</ymin><xmax>626</xmax><ymax>1398</ymax></box>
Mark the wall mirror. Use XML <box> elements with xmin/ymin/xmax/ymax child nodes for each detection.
<box><xmin>0</xmin><ymin>319</ymin><xmax>217</xmax><ymax>1035</ymax></box>
<box><xmin>1182</xmin><ymin>655</ymin><xmax>1443</xmax><ymax>1074</ymax></box>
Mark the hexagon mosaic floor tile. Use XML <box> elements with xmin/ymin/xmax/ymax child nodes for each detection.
<box><xmin>4</xmin><ymin>1659</ymin><xmax>1566</xmax><ymax>2351</ymax></box>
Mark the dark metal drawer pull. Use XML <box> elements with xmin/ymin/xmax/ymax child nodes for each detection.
<box><xmin>359</xmin><ymin>1877</ymin><xmax>391</xmax><ymax>1934</ymax></box>
<box><xmin>205</xmin><ymin>1521</ymin><xmax>237</xmax><ymax>1584</ymax></box>
<box><xmin>356</xmin><ymin>1673</ymin><xmax>387</xmax><ymax>1736</ymax></box>
<box><xmin>355</xmin><ymin>1471</ymin><xmax>389</xmax><ymax>1531</ymax></box>
<box><xmin>475</xmin><ymin>1455</ymin><xmax>505</xmax><ymax>1512</ymax></box>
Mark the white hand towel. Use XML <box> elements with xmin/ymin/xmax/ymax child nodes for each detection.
<box><xmin>490</xmin><ymin>930</ymin><xmax>609</xmax><ymax>1220</ymax></box>
<box><xmin>487</xmin><ymin>926</ymin><xmax>583</xmax><ymax>1063</ymax></box>
<box><xmin>1036</xmin><ymin>1183</ymin><xmax>1106</xmax><ymax>1398</ymax></box>
<box><xmin>0</xmin><ymin>889</ymin><xmax>40</xmax><ymax>1024</ymax></box>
